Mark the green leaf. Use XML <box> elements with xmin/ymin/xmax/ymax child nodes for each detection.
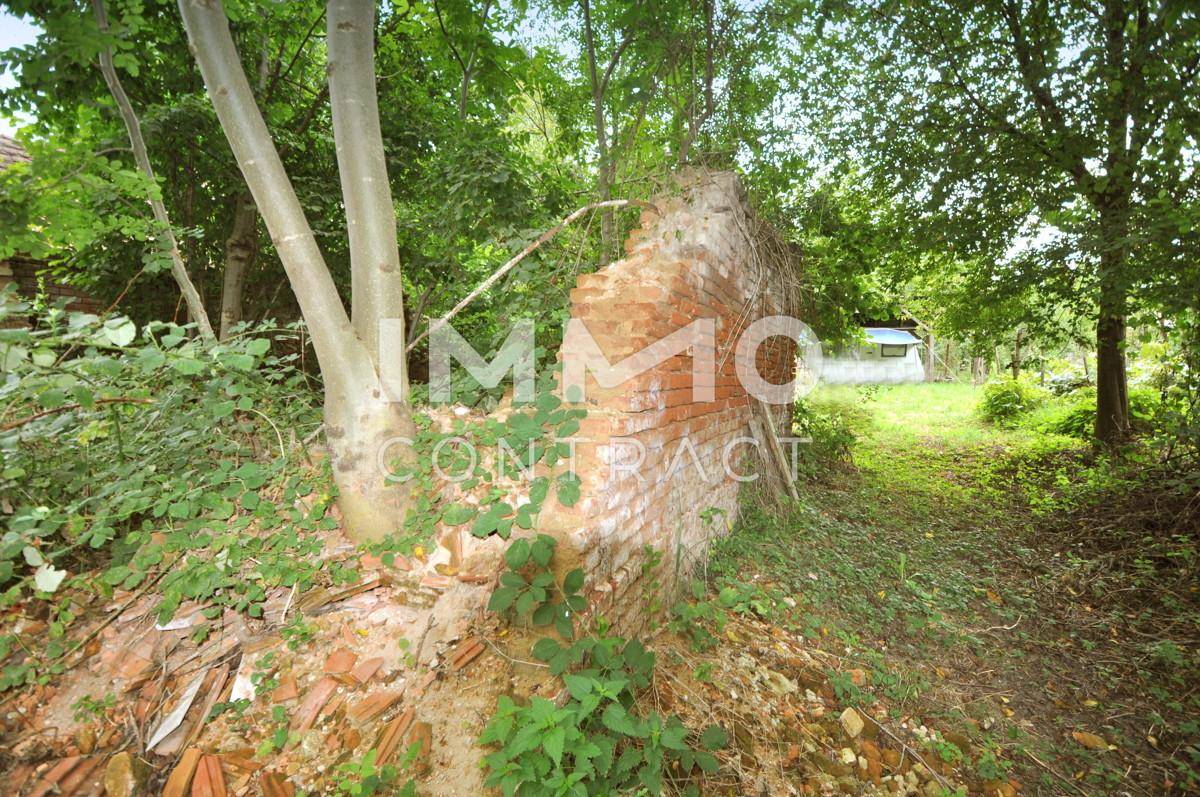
<box><xmin>601</xmin><ymin>704</ymin><xmax>642</xmax><ymax>737</ymax></box>
<box><xmin>532</xmin><ymin>602</ymin><xmax>556</xmax><ymax>626</ymax></box>
<box><xmin>102</xmin><ymin>317</ymin><xmax>137</xmax><ymax>346</ymax></box>
<box><xmin>543</xmin><ymin>726</ymin><xmax>565</xmax><ymax>766</ymax></box>
<box><xmin>700</xmin><ymin>724</ymin><xmax>729</xmax><ymax>750</ymax></box>
<box><xmin>563</xmin><ymin>673</ymin><xmax>594</xmax><ymax>700</ymax></box>
<box><xmin>487</xmin><ymin>586</ymin><xmax>518</xmax><ymax>614</ymax></box>
<box><xmin>563</xmin><ymin>569</ymin><xmax>585</xmax><ymax>594</ymax></box>
<box><xmin>514</xmin><ymin>590</ymin><xmax>536</xmax><ymax>616</ymax></box>
<box><xmin>233</xmin><ymin>462</ymin><xmax>268</xmax><ymax>489</ymax></box>
<box><xmin>556</xmin><ymin>475</ymin><xmax>581</xmax><ymax>507</ymax></box>
<box><xmin>504</xmin><ymin>539</ymin><xmax>531</xmax><ymax>569</ymax></box>
<box><xmin>245</xmin><ymin>338</ymin><xmax>270</xmax><ymax>356</ymax></box>
<box><xmin>531</xmin><ymin>638</ymin><xmax>562</xmax><ymax>662</ymax></box>
<box><xmin>171</xmin><ymin>357</ymin><xmax>205</xmax><ymax>376</ymax></box>
<box><xmin>442</xmin><ymin>503</ymin><xmax>478</xmax><ymax>526</ymax></box>
<box><xmin>531</xmin><ymin>536</ymin><xmax>555</xmax><ymax>567</ymax></box>
<box><xmin>536</xmin><ymin>392</ymin><xmax>562</xmax><ymax>413</ymax></box>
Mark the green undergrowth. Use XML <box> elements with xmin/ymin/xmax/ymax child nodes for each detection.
<box><xmin>0</xmin><ymin>293</ymin><xmax>346</xmax><ymax>690</ymax></box>
<box><xmin>0</xmin><ymin>293</ymin><xmax>592</xmax><ymax>694</ymax></box>
<box><xmin>481</xmin><ymin>536</ymin><xmax>730</xmax><ymax>796</ymax></box>
<box><xmin>717</xmin><ymin>382</ymin><xmax>1200</xmax><ymax>792</ymax></box>
<box><xmin>369</xmin><ymin>383</ymin><xmax>587</xmax><ymax>564</ymax></box>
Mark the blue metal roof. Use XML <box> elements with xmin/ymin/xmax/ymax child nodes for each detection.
<box><xmin>863</xmin><ymin>327</ymin><xmax>921</xmax><ymax>345</ymax></box>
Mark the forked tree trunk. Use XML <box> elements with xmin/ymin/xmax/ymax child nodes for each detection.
<box><xmin>219</xmin><ymin>192</ymin><xmax>258</xmax><ymax>340</ymax></box>
<box><xmin>180</xmin><ymin>0</ymin><xmax>412</xmax><ymax>541</ymax></box>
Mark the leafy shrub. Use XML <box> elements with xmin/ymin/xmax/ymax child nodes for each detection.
<box><xmin>1045</xmin><ymin>372</ymin><xmax>1091</xmax><ymax>396</ymax></box>
<box><xmin>487</xmin><ymin>534</ymin><xmax>586</xmax><ymax>638</ymax></box>
<box><xmin>977</xmin><ymin>378</ymin><xmax>1045</xmax><ymax>425</ymax></box>
<box><xmin>0</xmin><ymin>294</ymin><xmax>338</xmax><ymax>689</ymax></box>
<box><xmin>668</xmin><ymin>580</ymin><xmax>726</xmax><ymax>652</ymax></box>
<box><xmin>1030</xmin><ymin>386</ymin><xmax>1162</xmax><ymax>440</ymax></box>
<box><xmin>791</xmin><ymin>397</ymin><xmax>860</xmax><ymax>478</ymax></box>
<box><xmin>482</xmin><ymin>634</ymin><xmax>727</xmax><ymax>796</ymax></box>
<box><xmin>483</xmin><ymin>532</ymin><xmax>730</xmax><ymax>795</ymax></box>
<box><xmin>381</xmin><ymin>388</ymin><xmax>586</xmax><ymax>559</ymax></box>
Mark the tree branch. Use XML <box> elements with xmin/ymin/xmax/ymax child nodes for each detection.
<box><xmin>327</xmin><ymin>0</ymin><xmax>407</xmax><ymax>392</ymax></box>
<box><xmin>407</xmin><ymin>199</ymin><xmax>658</xmax><ymax>352</ymax></box>
<box><xmin>997</xmin><ymin>0</ymin><xmax>1096</xmax><ymax>192</ymax></box>
<box><xmin>1</xmin><ymin>398</ymin><xmax>154</xmax><ymax>432</ymax></box>
<box><xmin>91</xmin><ymin>0</ymin><xmax>215</xmax><ymax>341</ymax></box>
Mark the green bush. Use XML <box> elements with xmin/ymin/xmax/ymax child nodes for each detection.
<box><xmin>790</xmin><ymin>397</ymin><xmax>861</xmax><ymax>478</ymax></box>
<box><xmin>1030</xmin><ymin>386</ymin><xmax>1161</xmax><ymax>440</ymax></box>
<box><xmin>0</xmin><ymin>292</ymin><xmax>338</xmax><ymax>690</ymax></box>
<box><xmin>481</xmin><ymin>635</ymin><xmax>727</xmax><ymax>796</ymax></box>
<box><xmin>977</xmin><ymin>378</ymin><xmax>1045</xmax><ymax>426</ymax></box>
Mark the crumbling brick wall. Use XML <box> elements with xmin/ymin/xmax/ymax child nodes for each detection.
<box><xmin>408</xmin><ymin>171</ymin><xmax>798</xmax><ymax>646</ymax></box>
<box><xmin>536</xmin><ymin>171</ymin><xmax>797</xmax><ymax>630</ymax></box>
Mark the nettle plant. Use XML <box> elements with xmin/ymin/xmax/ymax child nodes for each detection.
<box><xmin>481</xmin><ymin>538</ymin><xmax>729</xmax><ymax>796</ymax></box>
<box><xmin>0</xmin><ymin>293</ymin><xmax>344</xmax><ymax>689</ymax></box>
<box><xmin>481</xmin><ymin>633</ymin><xmax>728</xmax><ymax>797</ymax></box>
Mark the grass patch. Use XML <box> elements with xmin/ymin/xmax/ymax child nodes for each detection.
<box><xmin>718</xmin><ymin>382</ymin><xmax>1200</xmax><ymax>793</ymax></box>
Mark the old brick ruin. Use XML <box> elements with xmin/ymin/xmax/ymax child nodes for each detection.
<box><xmin>9</xmin><ymin>170</ymin><xmax>802</xmax><ymax>796</ymax></box>
<box><xmin>412</xmin><ymin>170</ymin><xmax>800</xmax><ymax>643</ymax></box>
<box><xmin>538</xmin><ymin>171</ymin><xmax>798</xmax><ymax>628</ymax></box>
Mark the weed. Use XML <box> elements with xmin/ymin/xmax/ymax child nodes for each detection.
<box><xmin>486</xmin><ymin>534</ymin><xmax>585</xmax><ymax>638</ymax></box>
<box><xmin>333</xmin><ymin>748</ymin><xmax>417</xmax><ymax>796</ymax></box>
<box><xmin>71</xmin><ymin>692</ymin><xmax>116</xmax><ymax>722</ymax></box>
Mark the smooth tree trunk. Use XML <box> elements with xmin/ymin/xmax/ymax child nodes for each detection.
<box><xmin>92</xmin><ymin>0</ymin><xmax>214</xmax><ymax>340</ymax></box>
<box><xmin>180</xmin><ymin>0</ymin><xmax>413</xmax><ymax>542</ymax></box>
<box><xmin>325</xmin><ymin>0</ymin><xmax>415</xmax><ymax>535</ymax></box>
<box><xmin>219</xmin><ymin>192</ymin><xmax>258</xmax><ymax>340</ymax></box>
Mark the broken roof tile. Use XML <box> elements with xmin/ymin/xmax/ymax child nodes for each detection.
<box><xmin>350</xmin><ymin>656</ymin><xmax>384</xmax><ymax>684</ymax></box>
<box><xmin>162</xmin><ymin>748</ymin><xmax>203</xmax><ymax>797</ymax></box>
<box><xmin>347</xmin><ymin>690</ymin><xmax>403</xmax><ymax>725</ymax></box>
<box><xmin>323</xmin><ymin>648</ymin><xmax>357</xmax><ymax>674</ymax></box>
<box><xmin>190</xmin><ymin>754</ymin><xmax>226</xmax><ymax>797</ymax></box>
<box><xmin>291</xmin><ymin>677</ymin><xmax>338</xmax><ymax>734</ymax></box>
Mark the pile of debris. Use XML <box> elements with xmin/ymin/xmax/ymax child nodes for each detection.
<box><xmin>3</xmin><ymin>544</ymin><xmax>1019</xmax><ymax>796</ymax></box>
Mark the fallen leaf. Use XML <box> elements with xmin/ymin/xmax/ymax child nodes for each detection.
<box><xmin>1072</xmin><ymin>730</ymin><xmax>1112</xmax><ymax>750</ymax></box>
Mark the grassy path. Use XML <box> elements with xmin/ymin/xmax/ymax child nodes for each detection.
<box><xmin>711</xmin><ymin>384</ymin><xmax>1198</xmax><ymax>795</ymax></box>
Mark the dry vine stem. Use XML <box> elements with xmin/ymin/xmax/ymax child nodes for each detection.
<box><xmin>407</xmin><ymin>198</ymin><xmax>659</xmax><ymax>352</ymax></box>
